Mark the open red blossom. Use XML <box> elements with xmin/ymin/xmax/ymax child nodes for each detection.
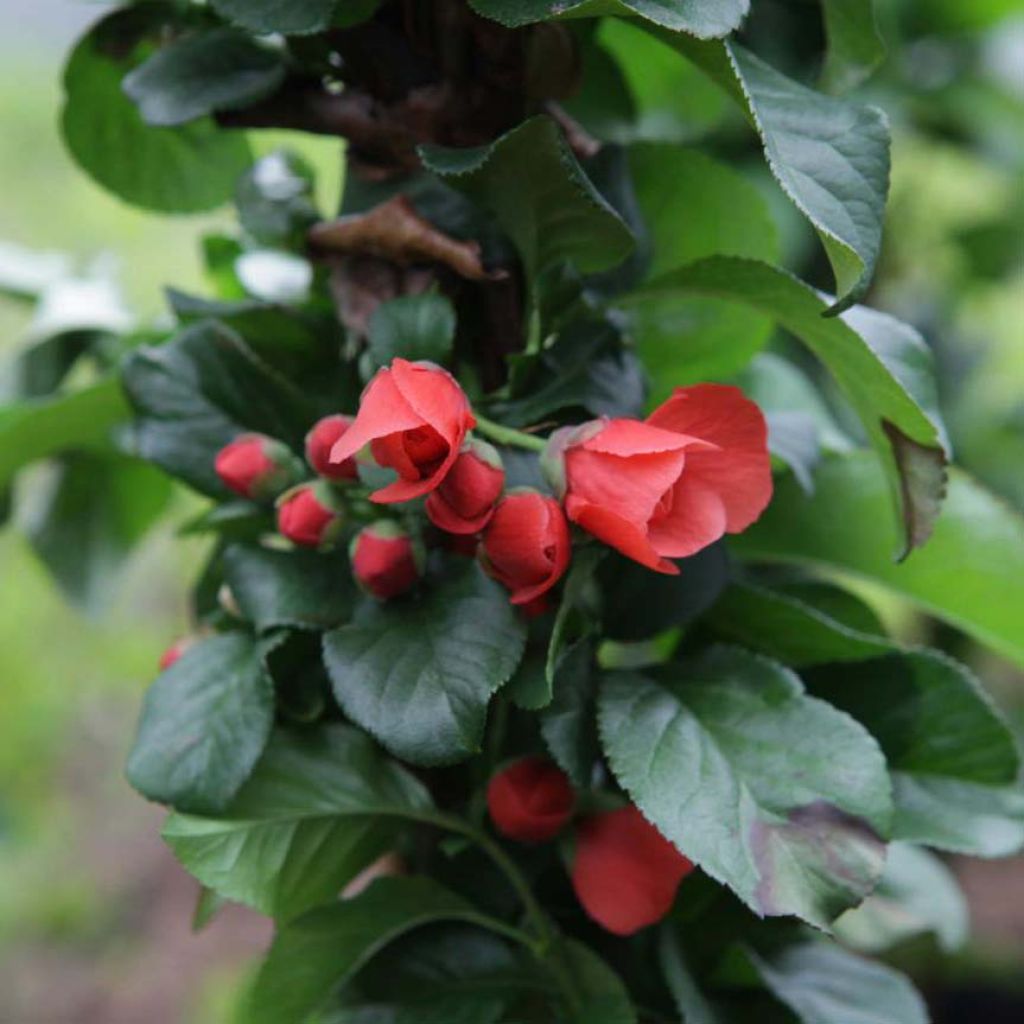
<box><xmin>480</xmin><ymin>489</ymin><xmax>571</xmax><ymax>605</ymax></box>
<box><xmin>350</xmin><ymin>521</ymin><xmax>423</xmax><ymax>599</ymax></box>
<box><xmin>277</xmin><ymin>483</ymin><xmax>344</xmax><ymax>548</ymax></box>
<box><xmin>426</xmin><ymin>438</ymin><xmax>505</xmax><ymax>534</ymax></box>
<box><xmin>306</xmin><ymin>414</ymin><xmax>358</xmax><ymax>481</ymax></box>
<box><xmin>572</xmin><ymin>806</ymin><xmax>695</xmax><ymax>936</ymax></box>
<box><xmin>487</xmin><ymin>756</ymin><xmax>575</xmax><ymax>843</ymax></box>
<box><xmin>562</xmin><ymin>385</ymin><xmax>772</xmax><ymax>574</ymax></box>
<box><xmin>214</xmin><ymin>433</ymin><xmax>300</xmax><ymax>501</ymax></box>
<box><xmin>329</xmin><ymin>359</ymin><xmax>475</xmax><ymax>503</ymax></box>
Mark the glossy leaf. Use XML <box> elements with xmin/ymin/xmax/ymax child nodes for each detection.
<box><xmin>123</xmin><ymin>28</ymin><xmax>285</xmax><ymax>127</ymax></box>
<box><xmin>656</xmin><ymin>33</ymin><xmax>890</xmax><ymax>309</ymax></box>
<box><xmin>61</xmin><ymin>7</ymin><xmax>252</xmax><ymax>212</ymax></box>
<box><xmin>367</xmin><ymin>293</ymin><xmax>456</xmax><ymax>370</ymax></box>
<box><xmin>627</xmin><ymin>257</ymin><xmax>948</xmax><ymax>555</ymax></box>
<box><xmin>546</xmin><ymin>938</ymin><xmax>636</xmax><ymax>1024</ymax></box>
<box><xmin>122</xmin><ymin>320</ymin><xmax>312</xmax><ymax>495</ymax></box>
<box><xmin>598</xmin><ymin>647</ymin><xmax>892</xmax><ymax>926</ymax></box>
<box><xmin>126</xmin><ymin>633</ymin><xmax>275</xmax><ymax>814</ymax></box>
<box><xmin>163</xmin><ymin>725</ymin><xmax>434</xmax><ymax>920</ymax></box>
<box><xmin>222</xmin><ymin>543</ymin><xmax>356</xmax><ymax>632</ymax></box>
<box><xmin>732</xmin><ymin>452</ymin><xmax>1024</xmax><ymax>669</ymax></box>
<box><xmin>820</xmin><ymin>0</ymin><xmax>886</xmax><ymax>94</ymax></box>
<box><xmin>469</xmin><ymin>0</ymin><xmax>748</xmax><ymax>38</ymax></box>
<box><xmin>211</xmin><ymin>0</ymin><xmax>340</xmax><ymax>35</ymax></box>
<box><xmin>241</xmin><ymin>877</ymin><xmax>515</xmax><ymax>1024</ymax></box>
<box><xmin>540</xmin><ymin>640</ymin><xmax>599</xmax><ymax>788</ymax></box>
<box><xmin>323</xmin><ymin>562</ymin><xmax>527</xmax><ymax>765</ymax></box>
<box><xmin>420</xmin><ymin>116</ymin><xmax>634</xmax><ymax>282</ymax></box>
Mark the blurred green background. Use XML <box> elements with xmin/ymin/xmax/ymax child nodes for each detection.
<box><xmin>0</xmin><ymin>1</ymin><xmax>1021</xmax><ymax>1021</ymax></box>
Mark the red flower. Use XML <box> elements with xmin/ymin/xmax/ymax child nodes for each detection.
<box><xmin>425</xmin><ymin>438</ymin><xmax>505</xmax><ymax>535</ymax></box>
<box><xmin>277</xmin><ymin>483</ymin><xmax>344</xmax><ymax>548</ymax></box>
<box><xmin>487</xmin><ymin>756</ymin><xmax>575</xmax><ymax>843</ymax></box>
<box><xmin>479</xmin><ymin>489</ymin><xmax>571</xmax><ymax>605</ymax></box>
<box><xmin>158</xmin><ymin>637</ymin><xmax>191</xmax><ymax>671</ymax></box>
<box><xmin>561</xmin><ymin>385</ymin><xmax>771</xmax><ymax>574</ymax></box>
<box><xmin>329</xmin><ymin>359</ymin><xmax>475</xmax><ymax>503</ymax></box>
<box><xmin>350</xmin><ymin>521</ymin><xmax>423</xmax><ymax>599</ymax></box>
<box><xmin>306</xmin><ymin>414</ymin><xmax>358</xmax><ymax>481</ymax></box>
<box><xmin>214</xmin><ymin>433</ymin><xmax>301</xmax><ymax>500</ymax></box>
<box><xmin>572</xmin><ymin>806</ymin><xmax>694</xmax><ymax>936</ymax></box>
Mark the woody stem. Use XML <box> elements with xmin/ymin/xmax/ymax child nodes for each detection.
<box><xmin>474</xmin><ymin>414</ymin><xmax>547</xmax><ymax>453</ymax></box>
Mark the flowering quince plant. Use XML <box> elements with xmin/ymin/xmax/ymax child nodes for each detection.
<box><xmin>34</xmin><ymin>2</ymin><xmax>1024</xmax><ymax>1022</ymax></box>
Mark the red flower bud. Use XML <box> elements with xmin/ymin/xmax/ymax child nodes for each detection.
<box><xmin>277</xmin><ymin>482</ymin><xmax>345</xmax><ymax>548</ymax></box>
<box><xmin>330</xmin><ymin>359</ymin><xmax>476</xmax><ymax>503</ymax></box>
<box><xmin>425</xmin><ymin>438</ymin><xmax>505</xmax><ymax>535</ymax></box>
<box><xmin>487</xmin><ymin>756</ymin><xmax>575</xmax><ymax>843</ymax></box>
<box><xmin>306</xmin><ymin>414</ymin><xmax>358</xmax><ymax>481</ymax></box>
<box><xmin>563</xmin><ymin>385</ymin><xmax>772</xmax><ymax>573</ymax></box>
<box><xmin>158</xmin><ymin>637</ymin><xmax>192</xmax><ymax>671</ymax></box>
<box><xmin>350</xmin><ymin>521</ymin><xmax>423</xmax><ymax>600</ymax></box>
<box><xmin>214</xmin><ymin>433</ymin><xmax>302</xmax><ymax>501</ymax></box>
<box><xmin>572</xmin><ymin>806</ymin><xmax>694</xmax><ymax>936</ymax></box>
<box><xmin>480</xmin><ymin>489</ymin><xmax>571</xmax><ymax>605</ymax></box>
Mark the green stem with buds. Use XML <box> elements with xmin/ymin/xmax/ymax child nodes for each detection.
<box><xmin>474</xmin><ymin>414</ymin><xmax>547</xmax><ymax>453</ymax></box>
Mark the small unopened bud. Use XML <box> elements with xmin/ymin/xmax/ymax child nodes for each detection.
<box><xmin>305</xmin><ymin>414</ymin><xmax>358</xmax><ymax>481</ymax></box>
<box><xmin>277</xmin><ymin>482</ymin><xmax>345</xmax><ymax>548</ymax></box>
<box><xmin>214</xmin><ymin>433</ymin><xmax>303</xmax><ymax>501</ymax></box>
<box><xmin>350</xmin><ymin>520</ymin><xmax>424</xmax><ymax>600</ymax></box>
<box><xmin>425</xmin><ymin>437</ymin><xmax>505</xmax><ymax>535</ymax></box>
<box><xmin>158</xmin><ymin>636</ymin><xmax>194</xmax><ymax>671</ymax></box>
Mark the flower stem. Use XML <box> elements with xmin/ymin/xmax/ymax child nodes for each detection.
<box><xmin>474</xmin><ymin>414</ymin><xmax>547</xmax><ymax>453</ymax></box>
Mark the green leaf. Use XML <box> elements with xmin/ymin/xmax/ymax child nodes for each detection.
<box><xmin>468</xmin><ymin>0</ymin><xmax>748</xmax><ymax>38</ymax></box>
<box><xmin>211</xmin><ymin>0</ymin><xmax>339</xmax><ymax>35</ymax></box>
<box><xmin>62</xmin><ymin>7</ymin><xmax>253</xmax><ymax>213</ymax></box>
<box><xmin>222</xmin><ymin>543</ymin><xmax>356</xmax><ymax>632</ymax></box>
<box><xmin>122</xmin><ymin>28</ymin><xmax>285</xmax><ymax>127</ymax></box>
<box><xmin>746</xmin><ymin>940</ymin><xmax>929</xmax><ymax>1024</ymax></box>
<box><xmin>122</xmin><ymin>320</ymin><xmax>312</xmax><ymax>496</ymax></box>
<box><xmin>626</xmin><ymin>257</ymin><xmax>948</xmax><ymax>556</ymax></box>
<box><xmin>163</xmin><ymin>725</ymin><xmax>434</xmax><ymax>920</ymax></box>
<box><xmin>835</xmin><ymin>843</ymin><xmax>968</xmax><ymax>953</ymax></box>
<box><xmin>25</xmin><ymin>453</ymin><xmax>172</xmax><ymax>610</ymax></box>
<box><xmin>241</xmin><ymin>877</ymin><xmax>516</xmax><ymax>1024</ymax></box>
<box><xmin>658</xmin><ymin>926</ymin><xmax>730</xmax><ymax>1024</ymax></box>
<box><xmin>367</xmin><ymin>294</ymin><xmax>456</xmax><ymax>370</ymax></box>
<box><xmin>545</xmin><ymin>937</ymin><xmax>636</xmax><ymax>1024</ymax></box>
<box><xmin>235</xmin><ymin>150</ymin><xmax>319</xmax><ymax>249</ymax></box>
<box><xmin>0</xmin><ymin>377</ymin><xmax>128</xmax><ymax>490</ymax></box>
<box><xmin>654</xmin><ymin>34</ymin><xmax>890</xmax><ymax>309</ymax></box>
<box><xmin>626</xmin><ymin>146</ymin><xmax>778</xmax><ymax>398</ymax></box>
<box><xmin>708</xmin><ymin>581</ymin><xmax>1024</xmax><ymax>855</ymax></box>
<box><xmin>598</xmin><ymin>542</ymin><xmax>728</xmax><ymax>642</ymax></box>
<box><xmin>540</xmin><ymin>640</ymin><xmax>599</xmax><ymax>788</ymax></box>
<box><xmin>819</xmin><ymin>0</ymin><xmax>886</xmax><ymax>94</ymax></box>
<box><xmin>419</xmin><ymin>116</ymin><xmax>634</xmax><ymax>282</ymax></box>
<box><xmin>598</xmin><ymin>647</ymin><xmax>892</xmax><ymax>926</ymax></box>
<box><xmin>126</xmin><ymin>633</ymin><xmax>275</xmax><ymax>815</ymax></box>
<box><xmin>323</xmin><ymin>562</ymin><xmax>527</xmax><ymax>766</ymax></box>
<box><xmin>732</xmin><ymin>452</ymin><xmax>1024</xmax><ymax>669</ymax></box>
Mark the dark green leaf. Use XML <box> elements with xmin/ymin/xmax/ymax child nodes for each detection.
<box><xmin>122</xmin><ymin>320</ymin><xmax>312</xmax><ymax>496</ymax></box>
<box><xmin>598</xmin><ymin>647</ymin><xmax>892</xmax><ymax>926</ymax></box>
<box><xmin>122</xmin><ymin>28</ymin><xmax>285</xmax><ymax>127</ymax></box>
<box><xmin>835</xmin><ymin>843</ymin><xmax>968</xmax><ymax>953</ymax></box>
<box><xmin>126</xmin><ymin>633</ymin><xmax>275</xmax><ymax>815</ymax></box>
<box><xmin>659</xmin><ymin>926</ymin><xmax>730</xmax><ymax>1024</ymax></box>
<box><xmin>235</xmin><ymin>150</ymin><xmax>319</xmax><ymax>249</ymax></box>
<box><xmin>820</xmin><ymin>0</ymin><xmax>886</xmax><ymax>94</ymax></box>
<box><xmin>540</xmin><ymin>640</ymin><xmax>599</xmax><ymax>787</ymax></box>
<box><xmin>1</xmin><ymin>332</ymin><xmax>93</xmax><ymax>401</ymax></box>
<box><xmin>627</xmin><ymin>258</ymin><xmax>948</xmax><ymax>555</ymax></box>
<box><xmin>746</xmin><ymin>940</ymin><xmax>928</xmax><ymax>1024</ymax></box>
<box><xmin>61</xmin><ymin>7</ymin><xmax>252</xmax><ymax>213</ymax></box>
<box><xmin>469</xmin><ymin>0</ymin><xmax>748</xmax><ymax>38</ymax></box>
<box><xmin>25</xmin><ymin>453</ymin><xmax>172</xmax><ymax>610</ymax></box>
<box><xmin>241</xmin><ymin>877</ymin><xmax>516</xmax><ymax>1024</ymax></box>
<box><xmin>212</xmin><ymin>0</ymin><xmax>339</xmax><ymax>35</ymax></box>
<box><xmin>732</xmin><ymin>452</ymin><xmax>1024</xmax><ymax>669</ymax></box>
<box><xmin>223</xmin><ymin>543</ymin><xmax>356</xmax><ymax>632</ymax></box>
<box><xmin>163</xmin><ymin>725</ymin><xmax>434</xmax><ymax>920</ymax></box>
<box><xmin>323</xmin><ymin>562</ymin><xmax>527</xmax><ymax>766</ymax></box>
<box><xmin>598</xmin><ymin>542</ymin><xmax>728</xmax><ymax>642</ymax></box>
<box><xmin>367</xmin><ymin>294</ymin><xmax>456</xmax><ymax>370</ymax></box>
<box><xmin>656</xmin><ymin>34</ymin><xmax>889</xmax><ymax>308</ymax></box>
<box><xmin>544</xmin><ymin>937</ymin><xmax>636</xmax><ymax>1024</ymax></box>
<box><xmin>0</xmin><ymin>377</ymin><xmax>128</xmax><ymax>490</ymax></box>
<box><xmin>420</xmin><ymin>116</ymin><xmax>634</xmax><ymax>282</ymax></box>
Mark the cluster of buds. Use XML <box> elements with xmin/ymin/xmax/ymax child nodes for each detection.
<box><xmin>487</xmin><ymin>756</ymin><xmax>694</xmax><ymax>936</ymax></box>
